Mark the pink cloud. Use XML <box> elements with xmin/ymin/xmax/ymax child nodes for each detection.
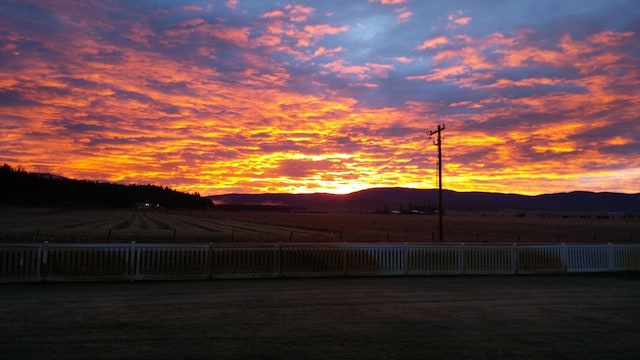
<box><xmin>284</xmin><ymin>4</ymin><xmax>315</xmax><ymax>22</ymax></box>
<box><xmin>181</xmin><ymin>5</ymin><xmax>203</xmax><ymax>12</ymax></box>
<box><xmin>369</xmin><ymin>0</ymin><xmax>407</xmax><ymax>4</ymax></box>
<box><xmin>408</xmin><ymin>29</ymin><xmax>637</xmax><ymax>90</ymax></box>
<box><xmin>252</xmin><ymin>34</ymin><xmax>282</xmax><ymax>47</ymax></box>
<box><xmin>322</xmin><ymin>59</ymin><xmax>395</xmax><ymax>80</ymax></box>
<box><xmin>454</xmin><ymin>17</ymin><xmax>471</xmax><ymax>26</ymax></box>
<box><xmin>164</xmin><ymin>19</ymin><xmax>250</xmax><ymax>46</ymax></box>
<box><xmin>225</xmin><ymin>0</ymin><xmax>238</xmax><ymax>10</ymax></box>
<box><xmin>304</xmin><ymin>24</ymin><xmax>350</xmax><ymax>36</ymax></box>
<box><xmin>298</xmin><ymin>23</ymin><xmax>349</xmax><ymax>47</ymax></box>
<box><xmin>261</xmin><ymin>8</ymin><xmax>348</xmax><ymax>48</ymax></box>
<box><xmin>262</xmin><ymin>4</ymin><xmax>314</xmax><ymax>22</ymax></box>
<box><xmin>588</xmin><ymin>30</ymin><xmax>635</xmax><ymax>45</ymax></box>
<box><xmin>395</xmin><ymin>7</ymin><xmax>412</xmax><ymax>22</ymax></box>
<box><xmin>447</xmin><ymin>10</ymin><xmax>471</xmax><ymax>29</ymax></box>
<box><xmin>313</xmin><ymin>46</ymin><xmax>344</xmax><ymax>57</ymax></box>
<box><xmin>488</xmin><ymin>77</ymin><xmax>567</xmax><ymax>88</ymax></box>
<box><xmin>393</xmin><ymin>56</ymin><xmax>413</xmax><ymax>64</ymax></box>
<box><xmin>262</xmin><ymin>10</ymin><xmax>285</xmax><ymax>19</ymax></box>
<box><xmin>416</xmin><ymin>36</ymin><xmax>448</xmax><ymax>50</ymax></box>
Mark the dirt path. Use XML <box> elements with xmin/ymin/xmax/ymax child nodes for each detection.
<box><xmin>2</xmin><ymin>276</ymin><xmax>640</xmax><ymax>359</ymax></box>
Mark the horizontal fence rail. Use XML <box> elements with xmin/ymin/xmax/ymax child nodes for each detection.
<box><xmin>1</xmin><ymin>242</ymin><xmax>639</xmax><ymax>283</ymax></box>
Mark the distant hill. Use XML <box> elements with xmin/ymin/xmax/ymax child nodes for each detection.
<box><xmin>209</xmin><ymin>187</ymin><xmax>640</xmax><ymax>214</ymax></box>
<box><xmin>0</xmin><ymin>164</ymin><xmax>211</xmax><ymax>209</ymax></box>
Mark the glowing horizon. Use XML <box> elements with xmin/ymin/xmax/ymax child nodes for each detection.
<box><xmin>1</xmin><ymin>1</ymin><xmax>639</xmax><ymax>196</ymax></box>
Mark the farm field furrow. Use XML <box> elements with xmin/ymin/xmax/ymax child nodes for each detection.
<box><xmin>1</xmin><ymin>207</ymin><xmax>639</xmax><ymax>244</ymax></box>
<box><xmin>143</xmin><ymin>212</ymin><xmax>174</xmax><ymax>230</ymax></box>
<box><xmin>59</xmin><ymin>210</ymin><xmax>125</xmax><ymax>230</ymax></box>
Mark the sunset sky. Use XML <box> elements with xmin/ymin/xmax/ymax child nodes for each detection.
<box><xmin>1</xmin><ymin>0</ymin><xmax>639</xmax><ymax>196</ymax></box>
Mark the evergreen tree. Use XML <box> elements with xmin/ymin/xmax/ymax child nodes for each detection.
<box><xmin>0</xmin><ymin>164</ymin><xmax>211</xmax><ymax>209</ymax></box>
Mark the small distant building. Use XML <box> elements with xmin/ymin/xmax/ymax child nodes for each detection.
<box><xmin>134</xmin><ymin>202</ymin><xmax>162</xmax><ymax>209</ymax></box>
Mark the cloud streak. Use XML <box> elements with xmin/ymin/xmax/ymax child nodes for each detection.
<box><xmin>1</xmin><ymin>0</ymin><xmax>639</xmax><ymax>195</ymax></box>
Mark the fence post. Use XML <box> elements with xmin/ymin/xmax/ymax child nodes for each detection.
<box><xmin>277</xmin><ymin>242</ymin><xmax>282</xmax><ymax>277</ymax></box>
<box><xmin>129</xmin><ymin>241</ymin><xmax>137</xmax><ymax>281</ymax></box>
<box><xmin>343</xmin><ymin>242</ymin><xmax>348</xmax><ymax>276</ymax></box>
<box><xmin>208</xmin><ymin>242</ymin><xmax>213</xmax><ymax>279</ymax></box>
<box><xmin>403</xmin><ymin>242</ymin><xmax>408</xmax><ymax>275</ymax></box>
<box><xmin>41</xmin><ymin>241</ymin><xmax>49</xmax><ymax>282</ymax></box>
<box><xmin>458</xmin><ymin>243</ymin><xmax>465</xmax><ymax>274</ymax></box>
<box><xmin>561</xmin><ymin>243</ymin><xmax>567</xmax><ymax>274</ymax></box>
<box><xmin>511</xmin><ymin>243</ymin><xmax>517</xmax><ymax>274</ymax></box>
<box><xmin>608</xmin><ymin>243</ymin><xmax>614</xmax><ymax>271</ymax></box>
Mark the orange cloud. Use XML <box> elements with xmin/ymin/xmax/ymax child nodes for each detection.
<box><xmin>488</xmin><ymin>77</ymin><xmax>566</xmax><ymax>88</ymax></box>
<box><xmin>453</xmin><ymin>17</ymin><xmax>471</xmax><ymax>26</ymax></box>
<box><xmin>588</xmin><ymin>30</ymin><xmax>635</xmax><ymax>45</ymax></box>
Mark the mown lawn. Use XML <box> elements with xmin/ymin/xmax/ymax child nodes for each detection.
<box><xmin>1</xmin><ymin>275</ymin><xmax>640</xmax><ymax>359</ymax></box>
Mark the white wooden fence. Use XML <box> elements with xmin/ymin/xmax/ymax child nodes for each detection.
<box><xmin>1</xmin><ymin>242</ymin><xmax>639</xmax><ymax>283</ymax></box>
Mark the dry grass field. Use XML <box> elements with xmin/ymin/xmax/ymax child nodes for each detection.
<box><xmin>1</xmin><ymin>206</ymin><xmax>639</xmax><ymax>244</ymax></box>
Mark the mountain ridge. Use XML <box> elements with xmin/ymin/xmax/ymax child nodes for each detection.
<box><xmin>209</xmin><ymin>187</ymin><xmax>640</xmax><ymax>214</ymax></box>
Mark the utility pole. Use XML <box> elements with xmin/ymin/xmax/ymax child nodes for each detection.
<box><xmin>429</xmin><ymin>124</ymin><xmax>445</xmax><ymax>242</ymax></box>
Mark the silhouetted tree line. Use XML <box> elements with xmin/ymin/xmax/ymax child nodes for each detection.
<box><xmin>0</xmin><ymin>164</ymin><xmax>211</xmax><ymax>209</ymax></box>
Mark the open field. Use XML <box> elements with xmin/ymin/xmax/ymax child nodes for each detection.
<box><xmin>1</xmin><ymin>276</ymin><xmax>640</xmax><ymax>359</ymax></box>
<box><xmin>1</xmin><ymin>207</ymin><xmax>639</xmax><ymax>243</ymax></box>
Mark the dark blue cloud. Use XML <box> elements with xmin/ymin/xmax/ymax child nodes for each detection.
<box><xmin>83</xmin><ymin>49</ymin><xmax>125</xmax><ymax>64</ymax></box>
<box><xmin>0</xmin><ymin>90</ymin><xmax>38</xmax><ymax>106</ymax></box>
<box><xmin>375</xmin><ymin>125</ymin><xmax>424</xmax><ymax>138</ymax></box>
<box><xmin>56</xmin><ymin>120</ymin><xmax>108</xmax><ymax>134</ymax></box>
<box><xmin>1</xmin><ymin>2</ymin><xmax>64</xmax><ymax>33</ymax></box>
